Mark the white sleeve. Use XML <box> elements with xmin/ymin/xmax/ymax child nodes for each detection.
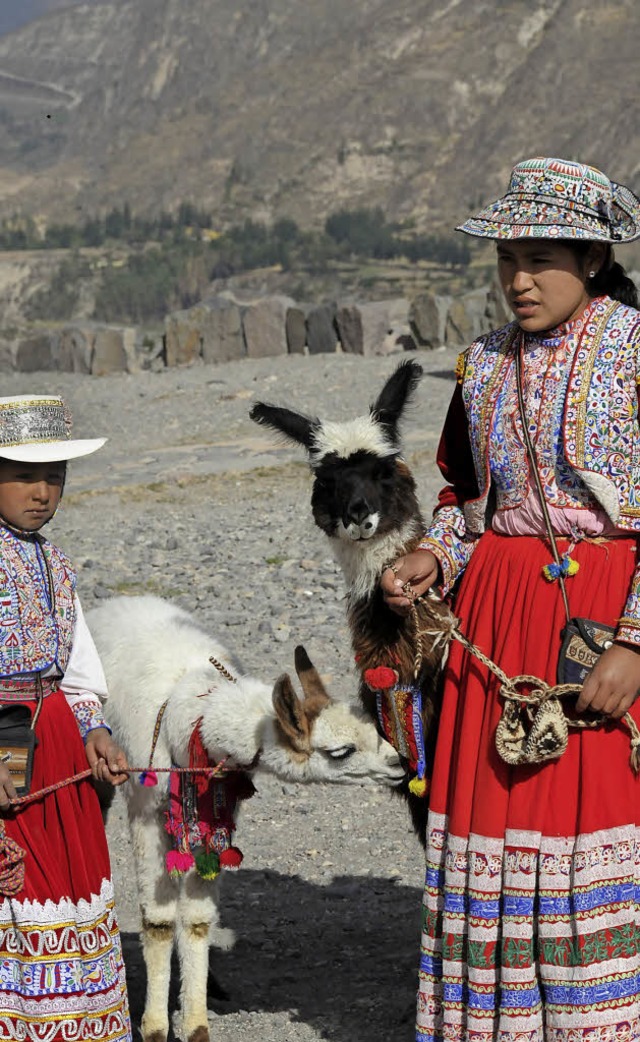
<box><xmin>61</xmin><ymin>594</ymin><xmax>108</xmax><ymax>706</ymax></box>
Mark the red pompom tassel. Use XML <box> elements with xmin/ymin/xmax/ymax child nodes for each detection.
<box><xmin>363</xmin><ymin>666</ymin><xmax>399</xmax><ymax>691</ymax></box>
<box><xmin>219</xmin><ymin>846</ymin><xmax>243</xmax><ymax>870</ymax></box>
<box><xmin>139</xmin><ymin>770</ymin><xmax>158</xmax><ymax>787</ymax></box>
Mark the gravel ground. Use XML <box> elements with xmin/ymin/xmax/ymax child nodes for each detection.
<box><xmin>3</xmin><ymin>349</ymin><xmax>458</xmax><ymax>1042</ymax></box>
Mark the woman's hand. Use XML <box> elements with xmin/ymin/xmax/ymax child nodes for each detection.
<box><xmin>85</xmin><ymin>728</ymin><xmax>130</xmax><ymax>786</ymax></box>
<box><xmin>380</xmin><ymin>550</ymin><xmax>441</xmax><ymax>616</ymax></box>
<box><xmin>0</xmin><ymin>762</ymin><xmax>17</xmax><ymax>809</ymax></box>
<box><xmin>576</xmin><ymin>643</ymin><xmax>640</xmax><ymax>719</ymax></box>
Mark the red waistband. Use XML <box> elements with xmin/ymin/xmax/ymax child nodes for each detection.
<box><xmin>0</xmin><ymin>676</ymin><xmax>59</xmax><ymax>703</ymax></box>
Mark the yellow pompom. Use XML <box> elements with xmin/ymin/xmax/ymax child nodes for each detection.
<box><xmin>566</xmin><ymin>557</ymin><xmax>580</xmax><ymax>577</ymax></box>
<box><xmin>454</xmin><ymin>353</ymin><xmax>466</xmax><ymax>384</ymax></box>
<box><xmin>408</xmin><ymin>776</ymin><xmax>428</xmax><ymax>798</ymax></box>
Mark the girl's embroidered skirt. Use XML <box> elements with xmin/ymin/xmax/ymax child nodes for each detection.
<box><xmin>0</xmin><ymin>690</ymin><xmax>131</xmax><ymax>1041</ymax></box>
<box><xmin>417</xmin><ymin>531</ymin><xmax>640</xmax><ymax>1042</ymax></box>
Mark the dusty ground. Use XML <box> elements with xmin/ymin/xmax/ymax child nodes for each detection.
<box><xmin>2</xmin><ymin>348</ymin><xmax>459</xmax><ymax>1042</ymax></box>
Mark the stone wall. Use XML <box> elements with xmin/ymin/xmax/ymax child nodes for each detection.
<box><xmin>6</xmin><ymin>272</ymin><xmax>639</xmax><ymax>374</ymax></box>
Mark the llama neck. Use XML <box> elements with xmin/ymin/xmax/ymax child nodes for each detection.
<box><xmin>196</xmin><ymin>678</ymin><xmax>274</xmax><ymax>769</ymax></box>
<box><xmin>332</xmin><ymin>517</ymin><xmax>423</xmax><ymax>604</ymax></box>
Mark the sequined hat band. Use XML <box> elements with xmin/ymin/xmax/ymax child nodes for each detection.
<box><xmin>0</xmin><ymin>395</ymin><xmax>105</xmax><ymax>462</ymax></box>
<box><xmin>0</xmin><ymin>398</ymin><xmax>71</xmax><ymax>449</ymax></box>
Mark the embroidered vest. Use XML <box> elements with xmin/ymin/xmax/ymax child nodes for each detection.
<box><xmin>460</xmin><ymin>297</ymin><xmax>640</xmax><ymax>534</ymax></box>
<box><xmin>0</xmin><ymin>527</ymin><xmax>76</xmax><ymax>677</ymax></box>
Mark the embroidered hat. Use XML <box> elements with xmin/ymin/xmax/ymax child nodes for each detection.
<box><xmin>0</xmin><ymin>395</ymin><xmax>105</xmax><ymax>462</ymax></box>
<box><xmin>457</xmin><ymin>157</ymin><xmax>640</xmax><ymax>242</ymax></box>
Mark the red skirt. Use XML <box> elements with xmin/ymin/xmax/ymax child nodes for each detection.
<box><xmin>417</xmin><ymin>531</ymin><xmax>640</xmax><ymax>1042</ymax></box>
<box><xmin>0</xmin><ymin>690</ymin><xmax>131</xmax><ymax>1041</ymax></box>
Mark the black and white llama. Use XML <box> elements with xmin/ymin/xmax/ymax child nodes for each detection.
<box><xmin>250</xmin><ymin>360</ymin><xmax>449</xmax><ymax>843</ymax></box>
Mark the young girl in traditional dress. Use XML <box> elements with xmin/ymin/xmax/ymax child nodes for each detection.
<box><xmin>0</xmin><ymin>394</ymin><xmax>131</xmax><ymax>1040</ymax></box>
<box><xmin>381</xmin><ymin>158</ymin><xmax>640</xmax><ymax>1042</ymax></box>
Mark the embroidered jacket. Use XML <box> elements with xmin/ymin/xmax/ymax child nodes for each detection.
<box><xmin>419</xmin><ymin>296</ymin><xmax>640</xmax><ymax>646</ymax></box>
<box><xmin>0</xmin><ymin>526</ymin><xmax>109</xmax><ymax>738</ymax></box>
<box><xmin>0</xmin><ymin>526</ymin><xmax>76</xmax><ymax>675</ymax></box>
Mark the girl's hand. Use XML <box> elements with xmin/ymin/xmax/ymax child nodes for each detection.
<box><xmin>0</xmin><ymin>762</ymin><xmax>17</xmax><ymax>809</ymax></box>
<box><xmin>381</xmin><ymin>550</ymin><xmax>441</xmax><ymax>616</ymax></box>
<box><xmin>576</xmin><ymin>643</ymin><xmax>640</xmax><ymax>719</ymax></box>
<box><xmin>85</xmin><ymin>728</ymin><xmax>130</xmax><ymax>786</ymax></box>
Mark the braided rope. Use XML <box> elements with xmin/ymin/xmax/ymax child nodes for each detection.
<box><xmin>6</xmin><ymin>760</ymin><xmax>230</xmax><ymax>810</ymax></box>
<box><xmin>208</xmin><ymin>656</ymin><xmax>237</xmax><ymax>684</ymax></box>
<box><xmin>407</xmin><ymin>591</ymin><xmax>640</xmax><ymax>771</ymax></box>
<box><xmin>0</xmin><ymin>760</ymin><xmax>231</xmax><ymax>898</ymax></box>
<box><xmin>0</xmin><ymin>820</ymin><xmax>25</xmax><ymax>896</ymax></box>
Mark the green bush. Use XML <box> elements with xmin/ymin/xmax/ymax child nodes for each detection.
<box><xmin>24</xmin><ymin>254</ymin><xmax>91</xmax><ymax>321</ymax></box>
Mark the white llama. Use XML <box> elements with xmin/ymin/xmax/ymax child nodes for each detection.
<box><xmin>87</xmin><ymin>594</ymin><xmax>404</xmax><ymax>1042</ymax></box>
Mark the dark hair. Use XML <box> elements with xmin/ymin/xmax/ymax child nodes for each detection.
<box><xmin>569</xmin><ymin>242</ymin><xmax>639</xmax><ymax>308</ymax></box>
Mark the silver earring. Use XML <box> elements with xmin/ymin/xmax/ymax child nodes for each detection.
<box><xmin>588</xmin><ymin>270</ymin><xmax>596</xmax><ymax>278</ymax></box>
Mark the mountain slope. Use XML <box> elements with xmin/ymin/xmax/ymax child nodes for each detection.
<box><xmin>0</xmin><ymin>1</ymin><xmax>90</xmax><ymax>38</ymax></box>
<box><xmin>0</xmin><ymin>0</ymin><xmax>637</xmax><ymax>234</ymax></box>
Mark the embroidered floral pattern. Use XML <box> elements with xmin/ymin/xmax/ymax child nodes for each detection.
<box><xmin>419</xmin><ymin>507</ymin><xmax>478</xmax><ymax>593</ymax></box>
<box><xmin>417</xmin><ymin>813</ymin><xmax>640</xmax><ymax>1042</ymax></box>
<box><xmin>0</xmin><ymin>878</ymin><xmax>130</xmax><ymax>1041</ymax></box>
<box><xmin>71</xmin><ymin>699</ymin><xmax>110</xmax><ymax>741</ymax></box>
<box><xmin>489</xmin><ymin>323</ymin><xmax>595</xmax><ymax>510</ymax></box>
<box><xmin>421</xmin><ymin>299</ymin><xmax>640</xmax><ymax>627</ymax></box>
<box><xmin>0</xmin><ymin>528</ymin><xmax>76</xmax><ymax>676</ymax></box>
<box><xmin>460</xmin><ymin>299</ymin><xmax>640</xmax><ymax>531</ymax></box>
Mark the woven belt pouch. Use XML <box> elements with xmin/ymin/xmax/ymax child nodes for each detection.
<box><xmin>557</xmin><ymin>617</ymin><xmax>616</xmax><ymax>686</ymax></box>
<box><xmin>0</xmin><ymin>705</ymin><xmax>37</xmax><ymax>795</ymax></box>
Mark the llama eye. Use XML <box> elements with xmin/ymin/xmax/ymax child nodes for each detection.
<box><xmin>326</xmin><ymin>744</ymin><xmax>356</xmax><ymax>760</ymax></box>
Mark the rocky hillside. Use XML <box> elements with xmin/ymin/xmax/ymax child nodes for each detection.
<box><xmin>0</xmin><ymin>1</ymin><xmax>76</xmax><ymax>38</ymax></box>
<box><xmin>0</xmin><ymin>0</ymin><xmax>637</xmax><ymax>234</ymax></box>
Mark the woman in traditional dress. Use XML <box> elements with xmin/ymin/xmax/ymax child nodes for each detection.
<box><xmin>0</xmin><ymin>394</ymin><xmax>131</xmax><ymax>1041</ymax></box>
<box><xmin>381</xmin><ymin>157</ymin><xmax>640</xmax><ymax>1042</ymax></box>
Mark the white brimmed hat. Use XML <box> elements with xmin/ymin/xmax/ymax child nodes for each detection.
<box><xmin>0</xmin><ymin>395</ymin><xmax>105</xmax><ymax>462</ymax></box>
<box><xmin>457</xmin><ymin>157</ymin><xmax>640</xmax><ymax>242</ymax></box>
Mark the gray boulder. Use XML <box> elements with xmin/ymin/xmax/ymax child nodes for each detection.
<box><xmin>53</xmin><ymin>325</ymin><xmax>95</xmax><ymax>373</ymax></box>
<box><xmin>200</xmin><ymin>298</ymin><xmax>245</xmax><ymax>364</ymax></box>
<box><xmin>445</xmin><ymin>288</ymin><xmax>491</xmax><ymax>347</ymax></box>
<box><xmin>409</xmin><ymin>292</ymin><xmax>451</xmax><ymax>349</ymax></box>
<box><xmin>165</xmin><ymin>299</ymin><xmax>246</xmax><ymax>367</ymax></box>
<box><xmin>285</xmin><ymin>305</ymin><xmax>307</xmax><ymax>354</ymax></box>
<box><xmin>485</xmin><ymin>278</ymin><xmax>511</xmax><ymax>330</ymax></box>
<box><xmin>335</xmin><ymin>304</ymin><xmax>363</xmax><ymax>354</ymax></box>
<box><xmin>242</xmin><ymin>296</ymin><xmax>293</xmax><ymax>359</ymax></box>
<box><xmin>14</xmin><ymin>332</ymin><xmax>55</xmax><ymax>372</ymax></box>
<box><xmin>164</xmin><ymin>308</ymin><xmax>204</xmax><ymax>367</ymax></box>
<box><xmin>0</xmin><ymin>339</ymin><xmax>14</xmax><ymax>372</ymax></box>
<box><xmin>91</xmin><ymin>326</ymin><xmax>139</xmax><ymax>376</ymax></box>
<box><xmin>360</xmin><ymin>299</ymin><xmax>411</xmax><ymax>356</ymax></box>
<box><xmin>306</xmin><ymin>302</ymin><xmax>338</xmax><ymax>355</ymax></box>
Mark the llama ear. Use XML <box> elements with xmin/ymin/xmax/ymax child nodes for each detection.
<box><xmin>272</xmin><ymin>672</ymin><xmax>311</xmax><ymax>750</ymax></box>
<box><xmin>294</xmin><ymin>645</ymin><xmax>331</xmax><ymax>717</ymax></box>
<box><xmin>249</xmin><ymin>402</ymin><xmax>319</xmax><ymax>451</ymax></box>
<box><xmin>370</xmin><ymin>360</ymin><xmax>423</xmax><ymax>443</ymax></box>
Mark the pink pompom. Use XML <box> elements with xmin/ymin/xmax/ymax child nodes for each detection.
<box><xmin>139</xmin><ymin>770</ymin><xmax>158</xmax><ymax>787</ymax></box>
<box><xmin>165</xmin><ymin>850</ymin><xmax>195</xmax><ymax>876</ymax></box>
<box><xmin>219</xmin><ymin>846</ymin><xmax>243</xmax><ymax>870</ymax></box>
